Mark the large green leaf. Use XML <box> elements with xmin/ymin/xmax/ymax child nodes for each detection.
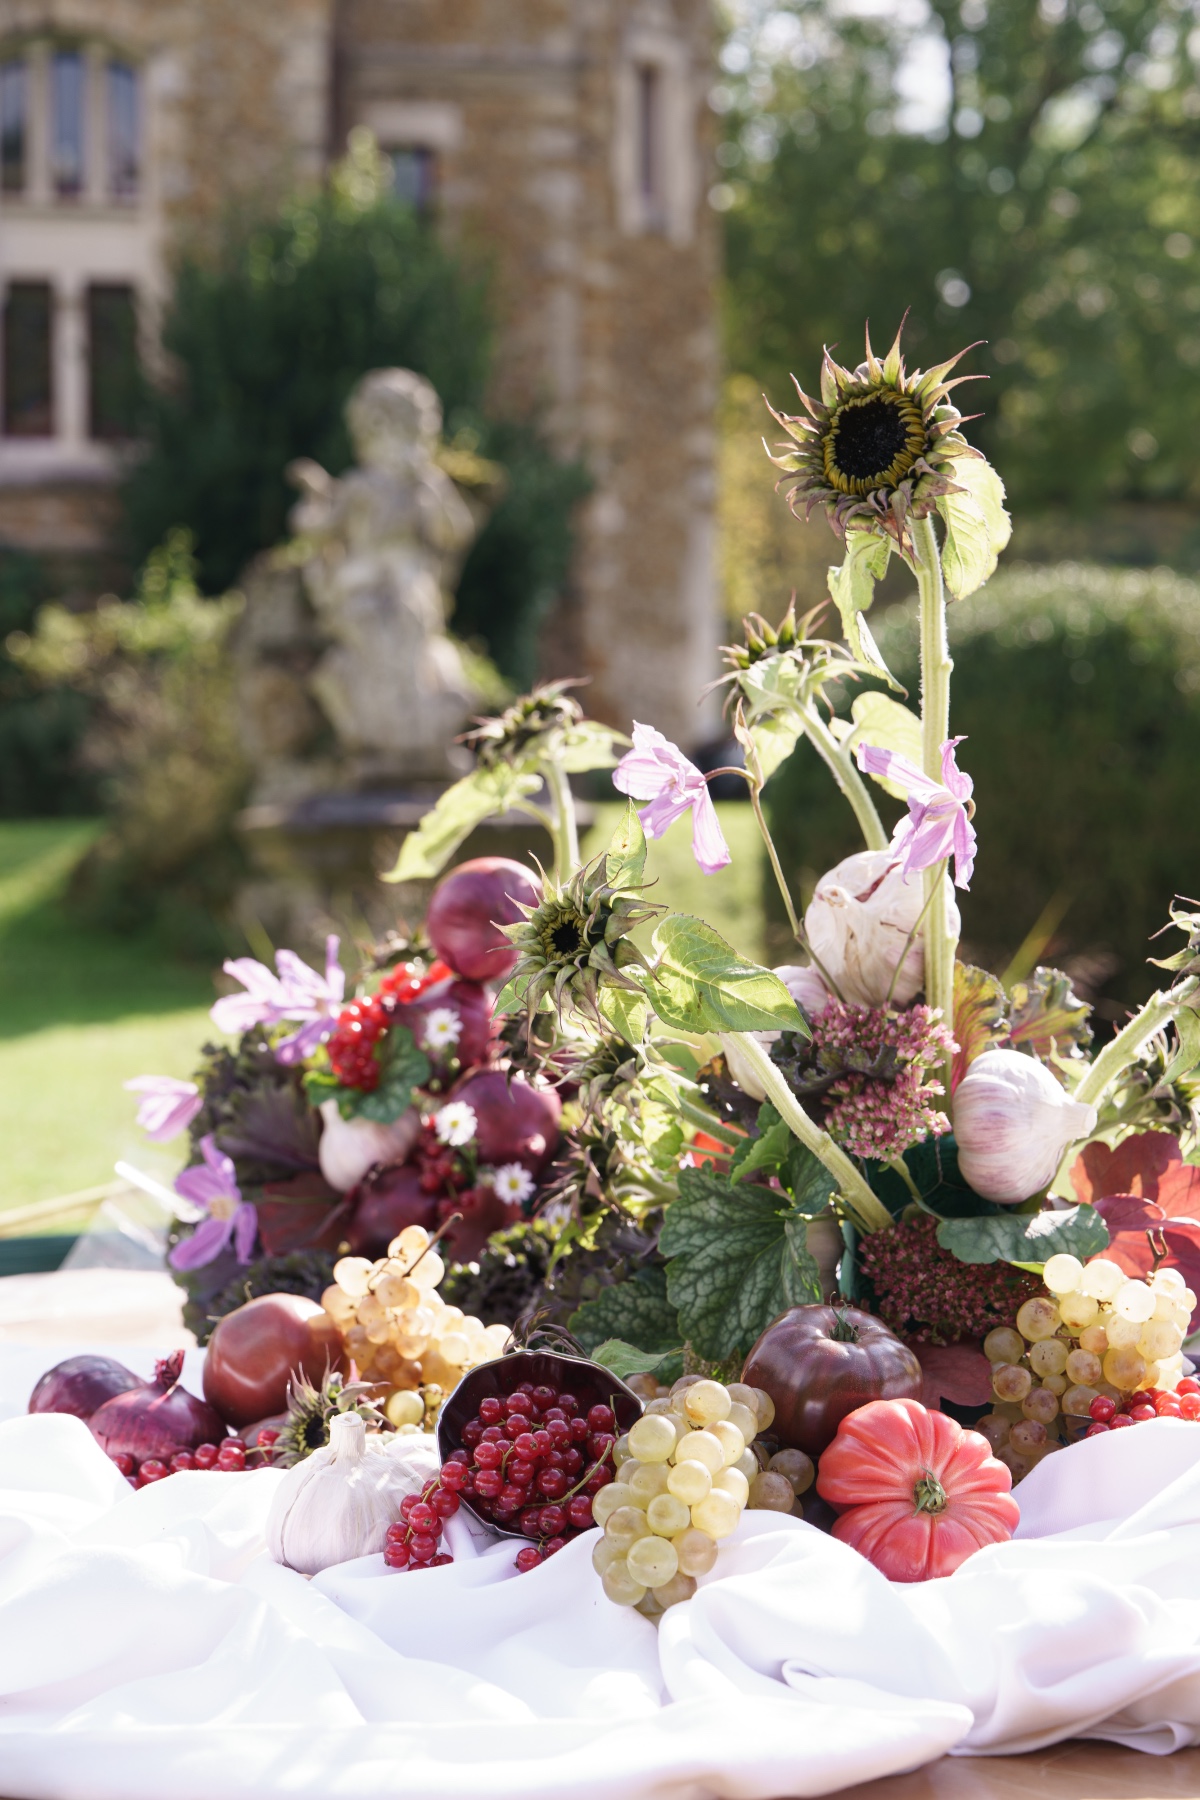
<box><xmin>345</xmin><ymin>1026</ymin><xmax>430</xmax><ymax>1123</ymax></box>
<box><xmin>936</xmin><ymin>456</ymin><xmax>1012</xmax><ymax>601</ymax></box>
<box><xmin>748</xmin><ymin>713</ymin><xmax>804</xmax><ymax>784</ymax></box>
<box><xmin>605</xmin><ymin>800</ymin><xmax>648</xmax><ymax>890</ymax></box>
<box><xmin>593</xmin><ymin>1339</ymin><xmax>685</xmax><ymax>1385</ymax></box>
<box><xmin>597</xmin><ymin>983</ymin><xmax>650</xmax><ymax>1045</ymax></box>
<box><xmin>646</xmin><ymin>916</ymin><xmax>803</xmax><ymax>1034</ymax></box>
<box><xmin>844</xmin><ymin>693</ymin><xmax>923</xmax><ymax>798</ymax></box>
<box><xmin>731</xmin><ymin>1102</ymin><xmax>837</xmax><ymax>1219</ymax></box>
<box><xmin>660</xmin><ymin>1166</ymin><xmax>821</xmax><ymax>1361</ymax></box>
<box><xmin>382</xmin><ymin>765</ymin><xmax>543</xmax><ymax>883</ymax></box>
<box><xmin>827</xmin><ymin>530</ymin><xmax>899</xmax><ymax>688</ymax></box>
<box><xmin>936</xmin><ymin>1205</ymin><xmax>1109</xmax><ymax>1268</ymax></box>
<box><xmin>569</xmin><ymin>1266</ymin><xmax>681</xmax><ymax>1355</ymax></box>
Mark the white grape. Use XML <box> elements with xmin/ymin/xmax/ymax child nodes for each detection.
<box><xmin>1042</xmin><ymin>1253</ymin><xmax>1084</xmax><ymax>1295</ymax></box>
<box><xmin>1114</xmin><ymin>1281</ymin><xmax>1156</xmax><ymax>1323</ymax></box>
<box><xmin>1079</xmin><ymin>1259</ymin><xmax>1126</xmax><ymax>1302</ymax></box>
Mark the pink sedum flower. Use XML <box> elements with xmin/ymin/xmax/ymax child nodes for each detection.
<box><xmin>124</xmin><ymin>1075</ymin><xmax>202</xmax><ymax>1143</ymax></box>
<box><xmin>612</xmin><ymin>723</ymin><xmax>731</xmax><ymax>875</ymax></box>
<box><xmin>210</xmin><ymin>934</ymin><xmax>346</xmax><ymax>1062</ymax></box>
<box><xmin>169</xmin><ymin>1135</ymin><xmax>257</xmax><ymax>1270</ymax></box>
<box><xmin>856</xmin><ymin>737</ymin><xmax>977</xmax><ymax>889</ymax></box>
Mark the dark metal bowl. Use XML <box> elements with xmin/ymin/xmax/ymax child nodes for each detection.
<box><xmin>436</xmin><ymin>1348</ymin><xmax>644</xmax><ymax>1541</ymax></box>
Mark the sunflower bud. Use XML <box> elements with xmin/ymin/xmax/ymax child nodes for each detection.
<box><xmin>952</xmin><ymin>1048</ymin><xmax>1097</xmax><ymax>1205</ymax></box>
<box><xmin>804</xmin><ymin>849</ymin><xmax>960</xmax><ymax>1008</ymax></box>
<box><xmin>722</xmin><ymin>965</ymin><xmax>830</xmax><ymax>1101</ymax></box>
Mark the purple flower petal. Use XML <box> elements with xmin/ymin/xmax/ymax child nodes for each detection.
<box><xmin>274</xmin><ymin>1017</ymin><xmax>336</xmax><ymax>1065</ymax></box>
<box><xmin>613</xmin><ymin>722</ymin><xmax>730</xmax><ymax>876</ymax></box>
<box><xmin>168</xmin><ymin>1213</ymin><xmax>234</xmax><ymax>1271</ymax></box>
<box><xmin>175</xmin><ymin>1135</ymin><xmax>241</xmax><ymax>1210</ymax></box>
<box><xmin>689</xmin><ymin>785</ymin><xmax>732</xmax><ymax>875</ymax></box>
<box><xmin>857</xmin><ymin>737</ymin><xmax>977</xmax><ymax>890</ymax></box>
<box><xmin>124</xmin><ymin>1076</ymin><xmax>202</xmax><ymax>1143</ymax></box>
<box><xmin>232</xmin><ymin>1201</ymin><xmax>259</xmax><ymax>1264</ymax></box>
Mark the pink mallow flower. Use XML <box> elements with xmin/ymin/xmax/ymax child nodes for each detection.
<box><xmin>124</xmin><ymin>1075</ymin><xmax>202</xmax><ymax>1143</ymax></box>
<box><xmin>855</xmin><ymin>736</ymin><xmax>977</xmax><ymax>890</ymax></box>
<box><xmin>210</xmin><ymin>935</ymin><xmax>345</xmax><ymax>1063</ymax></box>
<box><xmin>612</xmin><ymin>723</ymin><xmax>731</xmax><ymax>875</ymax></box>
<box><xmin>169</xmin><ymin>1135</ymin><xmax>257</xmax><ymax>1271</ymax></box>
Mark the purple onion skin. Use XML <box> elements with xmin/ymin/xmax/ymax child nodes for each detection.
<box><xmin>29</xmin><ymin>1355</ymin><xmax>141</xmax><ymax>1422</ymax></box>
<box><xmin>88</xmin><ymin>1351</ymin><xmax>226</xmax><ymax>1461</ymax></box>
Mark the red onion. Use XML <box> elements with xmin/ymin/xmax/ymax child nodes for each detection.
<box><xmin>89</xmin><ymin>1351</ymin><xmax>226</xmax><ymax>1462</ymax></box>
<box><xmin>448</xmin><ymin>1068</ymin><xmax>561</xmax><ymax>1177</ymax></box>
<box><xmin>28</xmin><ymin>1354</ymin><xmax>140</xmax><ymax>1422</ymax></box>
<box><xmin>346</xmin><ymin>1161</ymin><xmax>439</xmax><ymax>1258</ymax></box>
<box><xmin>426</xmin><ymin>858</ymin><xmax>541</xmax><ymax>984</ymax></box>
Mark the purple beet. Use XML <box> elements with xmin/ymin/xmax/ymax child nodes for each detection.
<box><xmin>29</xmin><ymin>1354</ymin><xmax>141</xmax><ymax>1422</ymax></box>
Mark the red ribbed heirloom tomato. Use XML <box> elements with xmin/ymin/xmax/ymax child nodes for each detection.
<box><xmin>816</xmin><ymin>1397</ymin><xmax>1019</xmax><ymax>1582</ymax></box>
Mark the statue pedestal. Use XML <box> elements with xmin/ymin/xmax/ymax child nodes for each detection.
<box><xmin>233</xmin><ymin>786</ymin><xmax>588</xmax><ymax>955</ymax></box>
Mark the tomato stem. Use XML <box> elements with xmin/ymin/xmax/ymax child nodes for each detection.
<box><xmin>913</xmin><ymin>1469</ymin><xmax>947</xmax><ymax>1514</ymax></box>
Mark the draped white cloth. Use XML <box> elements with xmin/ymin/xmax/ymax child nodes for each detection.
<box><xmin>1</xmin><ymin>1344</ymin><xmax>1199</xmax><ymax>1800</ymax></box>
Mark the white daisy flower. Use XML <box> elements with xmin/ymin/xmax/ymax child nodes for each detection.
<box><xmin>422</xmin><ymin>1006</ymin><xmax>463</xmax><ymax>1053</ymax></box>
<box><xmin>434</xmin><ymin>1101</ymin><xmax>477</xmax><ymax>1147</ymax></box>
<box><xmin>490</xmin><ymin>1162</ymin><xmax>536</xmax><ymax>1205</ymax></box>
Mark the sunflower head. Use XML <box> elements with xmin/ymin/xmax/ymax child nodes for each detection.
<box><xmin>767</xmin><ymin>322</ymin><xmax>981</xmax><ymax>545</ymax></box>
<box><xmin>274</xmin><ymin>1369</ymin><xmax>384</xmax><ymax>1466</ymax></box>
<box><xmin>463</xmin><ymin>680</ymin><xmax>584</xmax><ymax>770</ymax></box>
<box><xmin>502</xmin><ymin>853</ymin><xmax>660</xmax><ymax>1024</ymax></box>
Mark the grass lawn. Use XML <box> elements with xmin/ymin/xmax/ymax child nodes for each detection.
<box><xmin>0</xmin><ymin>805</ymin><xmax>766</xmax><ymax>1220</ymax></box>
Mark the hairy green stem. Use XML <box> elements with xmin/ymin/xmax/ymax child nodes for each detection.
<box><xmin>798</xmin><ymin>702</ymin><xmax>889</xmax><ymax>853</ymax></box>
<box><xmin>545</xmin><ymin>759</ymin><xmax>580</xmax><ymax>879</ymax></box>
<box><xmin>721</xmin><ymin>1032</ymin><xmax>893</xmax><ymax>1233</ymax></box>
<box><xmin>748</xmin><ymin>779</ymin><xmax>803</xmax><ymax>942</ymax></box>
<box><xmin>678</xmin><ymin>1096</ymin><xmax>744</xmax><ymax>1148</ymax></box>
<box><xmin>1073</xmin><ymin>978</ymin><xmax>1199</xmax><ymax>1113</ymax></box>
<box><xmin>912</xmin><ymin>513</ymin><xmax>957</xmax><ymax>1087</ymax></box>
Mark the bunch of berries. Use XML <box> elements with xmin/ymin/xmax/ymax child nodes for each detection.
<box><xmin>1086</xmin><ymin>1377</ymin><xmax>1200</xmax><ymax>1433</ymax></box>
<box><xmin>327</xmin><ymin>993</ymin><xmax>390</xmax><ymax>1090</ymax></box>
<box><xmin>449</xmin><ymin>1380</ymin><xmax>619</xmax><ymax>1571</ymax></box>
<box><xmin>377</xmin><ymin>958</ymin><xmax>453</xmax><ymax>1004</ymax></box>
<box><xmin>384</xmin><ymin>1472</ymin><xmax>459</xmax><ymax>1571</ymax></box>
<box><xmin>107</xmin><ymin>1436</ymin><xmax>249</xmax><ymax>1487</ymax></box>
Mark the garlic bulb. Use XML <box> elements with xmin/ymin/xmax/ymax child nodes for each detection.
<box><xmin>317</xmin><ymin>1101</ymin><xmax>420</xmax><ymax>1192</ymax></box>
<box><xmin>952</xmin><ymin>1048</ymin><xmax>1097</xmax><ymax>1204</ymax></box>
<box><xmin>723</xmin><ymin>965</ymin><xmax>832</xmax><ymax>1101</ymax></box>
<box><xmin>804</xmin><ymin>849</ymin><xmax>962</xmax><ymax>1008</ymax></box>
<box><xmin>266</xmin><ymin>1411</ymin><xmax>436</xmax><ymax>1574</ymax></box>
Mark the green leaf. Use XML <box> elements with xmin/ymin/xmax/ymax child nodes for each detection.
<box><xmin>1164</xmin><ymin>1005</ymin><xmax>1200</xmax><ymax>1085</ymax></box>
<box><xmin>784</xmin><ymin>1137</ymin><xmax>839</xmax><ymax>1218</ymax></box>
<box><xmin>302</xmin><ymin>1067</ymin><xmax>342</xmax><ymax>1109</ymax></box>
<box><xmin>827</xmin><ymin>530</ymin><xmax>900</xmax><ymax>688</ymax></box>
<box><xmin>605</xmin><ymin>799</ymin><xmax>648</xmax><ymax>890</ymax></box>
<box><xmin>936</xmin><ymin>456</ymin><xmax>1012</xmax><ymax>601</ymax></box>
<box><xmin>951</xmin><ymin>962</ymin><xmax>1010</xmax><ymax>1092</ymax></box>
<box><xmin>845</xmin><ymin>693</ymin><xmax>923</xmax><ymax>798</ymax></box>
<box><xmin>730</xmin><ymin>1107</ymin><xmax>792</xmax><ymax>1181</ymax></box>
<box><xmin>592</xmin><ymin>1339</ymin><xmax>685</xmax><ymax>1385</ymax></box>
<box><xmin>342</xmin><ymin>1025</ymin><xmax>430</xmax><ymax>1123</ymax></box>
<box><xmin>660</xmin><ymin>1166</ymin><xmax>821</xmax><ymax>1362</ymax></box>
<box><xmin>556</xmin><ymin>719</ymin><xmax>629</xmax><ymax>774</ymax></box>
<box><xmin>748</xmin><ymin>713</ymin><xmax>803</xmax><ymax>784</ymax></box>
<box><xmin>936</xmin><ymin>1205</ymin><xmax>1109</xmax><ymax>1267</ymax></box>
<box><xmin>646</xmin><ymin>915</ymin><xmax>804</xmax><ymax>1034</ymax></box>
<box><xmin>381</xmin><ymin>765</ymin><xmax>543</xmax><ymax>883</ymax></box>
<box><xmin>569</xmin><ymin>1265</ymin><xmax>681</xmax><ymax>1355</ymax></box>
<box><xmin>1007</xmin><ymin>967</ymin><xmax>1093</xmax><ymax>1062</ymax></box>
<box><xmin>597</xmin><ymin>982</ymin><xmax>650</xmax><ymax>1044</ymax></box>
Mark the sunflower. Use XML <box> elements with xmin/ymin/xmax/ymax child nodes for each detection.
<box><xmin>502</xmin><ymin>852</ymin><xmax>660</xmax><ymax>1024</ymax></box>
<box><xmin>767</xmin><ymin>322</ymin><xmax>981</xmax><ymax>545</ymax></box>
<box><xmin>462</xmin><ymin>680</ymin><xmax>584</xmax><ymax>769</ymax></box>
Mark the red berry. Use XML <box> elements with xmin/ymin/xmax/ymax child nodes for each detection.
<box><xmin>439</xmin><ymin>1461</ymin><xmax>467</xmax><ymax>1490</ymax></box>
<box><xmin>1089</xmin><ymin>1396</ymin><xmax>1117</xmax><ymax>1423</ymax></box>
<box><xmin>532</xmin><ymin>1386</ymin><xmax>556</xmax><ymax>1410</ymax></box>
<box><xmin>569</xmin><ymin>1418</ymin><xmax>590</xmax><ymax>1444</ymax></box>
<box><xmin>109</xmin><ymin>1451</ymin><xmax>135</xmax><ymax>1476</ymax></box>
<box><xmin>557</xmin><ymin>1393</ymin><xmax>580</xmax><ymax>1415</ymax></box>
<box><xmin>1085</xmin><ymin>1422</ymin><xmax>1110</xmax><ymax>1437</ymax></box>
<box><xmin>385</xmin><ymin>1541</ymin><xmax>411</xmax><ymax>1567</ymax></box>
<box><xmin>1129</xmin><ymin>1404</ymin><xmax>1156</xmax><ymax>1422</ymax></box>
<box><xmin>566</xmin><ymin>1494</ymin><xmax>594</xmax><ymax>1529</ymax></box>
<box><xmin>537</xmin><ymin>1504</ymin><xmax>567</xmax><ymax>1536</ymax></box>
<box><xmin>515</xmin><ymin>1546</ymin><xmax>543</xmax><ymax>1573</ymax></box>
<box><xmin>499</xmin><ymin>1484</ymin><xmax>526</xmax><ymax>1510</ymax></box>
<box><xmin>409</xmin><ymin>1532</ymin><xmax>439</xmax><ymax>1561</ymax></box>
<box><xmin>587</xmin><ymin>1404</ymin><xmax>615</xmax><ymax>1433</ymax></box>
<box><xmin>474</xmin><ymin>1471</ymin><xmax>503</xmax><ymax>1499</ymax></box>
<box><xmin>536</xmin><ymin>1468</ymin><xmax>568</xmax><ymax>1499</ymax></box>
<box><xmin>431</xmin><ymin>1489</ymin><xmax>460</xmax><ymax>1518</ymax></box>
<box><xmin>1109</xmin><ymin>1414</ymin><xmax>1134</xmax><ymax>1429</ymax></box>
<box><xmin>508</xmin><ymin>1459</ymin><xmax>536</xmax><ymax>1488</ymax></box>
<box><xmin>193</xmin><ymin>1443</ymin><xmax>219</xmax><ymax>1468</ymax></box>
<box><xmin>585</xmin><ymin>1465</ymin><xmax>614</xmax><ymax>1493</ymax></box>
<box><xmin>1177</xmin><ymin>1377</ymin><xmax>1200</xmax><ymax>1396</ymax></box>
<box><xmin>543</xmin><ymin>1536</ymin><xmax>567</xmax><ymax>1556</ymax></box>
<box><xmin>461</xmin><ymin>1421</ymin><xmax>484</xmax><ymax>1449</ymax></box>
<box><xmin>588</xmin><ymin>1432</ymin><xmax>615</xmax><ymax>1462</ymax></box>
<box><xmin>430</xmin><ymin>1552</ymin><xmax>454</xmax><ymax>1567</ymax></box>
<box><xmin>546</xmin><ymin>1419</ymin><xmax>572</xmax><ymax>1446</ymax></box>
<box><xmin>519</xmin><ymin>1508</ymin><xmax>543</xmax><ymax>1537</ymax></box>
<box><xmin>478</xmin><ymin>1397</ymin><xmax>503</xmax><ymax>1425</ymax></box>
<box><xmin>138</xmin><ymin>1459</ymin><xmax>169</xmax><ymax>1485</ymax></box>
<box><xmin>170</xmin><ymin>1451</ymin><xmax>197</xmax><ymax>1472</ymax></box>
<box><xmin>1181</xmin><ymin>1394</ymin><xmax>1200</xmax><ymax>1420</ymax></box>
<box><xmin>474</xmin><ymin>1442</ymin><xmax>503</xmax><ymax>1469</ymax></box>
<box><xmin>256</xmin><ymin>1427</ymin><xmax>280</xmax><ymax>1447</ymax></box>
<box><xmin>407</xmin><ymin>1502</ymin><xmax>436</xmax><ymax>1532</ymax></box>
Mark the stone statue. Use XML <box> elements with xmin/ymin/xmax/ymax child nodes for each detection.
<box><xmin>286</xmin><ymin>368</ymin><xmax>480</xmax><ymax>784</ymax></box>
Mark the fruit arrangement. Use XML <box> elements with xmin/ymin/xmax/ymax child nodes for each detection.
<box><xmin>29</xmin><ymin>1349</ymin><xmax>245</xmax><ymax>1486</ymax></box>
<box><xmin>591</xmin><ymin>1376</ymin><xmax>778</xmax><ymax>1615</ymax></box>
<box><xmin>385</xmin><ymin>1471</ymin><xmax>460</xmax><ymax>1572</ymax></box>
<box><xmin>320</xmin><ymin>1225</ymin><xmax>511</xmax><ymax>1427</ymax></box>
<box><xmin>977</xmin><ymin>1255</ymin><xmax>1198</xmax><ymax>1480</ymax></box>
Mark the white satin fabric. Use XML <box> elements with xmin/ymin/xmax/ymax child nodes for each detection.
<box><xmin>1</xmin><ymin>1345</ymin><xmax>1199</xmax><ymax>1800</ymax></box>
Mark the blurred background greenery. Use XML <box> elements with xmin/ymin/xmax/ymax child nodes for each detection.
<box><xmin>8</xmin><ymin>0</ymin><xmax>1200</xmax><ymax>1205</ymax></box>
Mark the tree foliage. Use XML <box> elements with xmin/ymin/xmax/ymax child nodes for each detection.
<box><xmin>721</xmin><ymin>0</ymin><xmax>1200</xmax><ymax>515</ymax></box>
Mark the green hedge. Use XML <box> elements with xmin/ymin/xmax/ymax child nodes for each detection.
<box><xmin>765</xmin><ymin>561</ymin><xmax>1200</xmax><ymax>1017</ymax></box>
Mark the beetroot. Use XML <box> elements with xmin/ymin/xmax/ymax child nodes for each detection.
<box><xmin>203</xmin><ymin>1294</ymin><xmax>347</xmax><ymax>1428</ymax></box>
<box><xmin>426</xmin><ymin>858</ymin><xmax>541</xmax><ymax>985</ymax></box>
<box><xmin>389</xmin><ymin>975</ymin><xmax>494</xmax><ymax>1075</ymax></box>
<box><xmin>89</xmin><ymin>1352</ymin><xmax>226</xmax><ymax>1462</ymax></box>
<box><xmin>29</xmin><ymin>1354</ymin><xmax>140</xmax><ymax>1422</ymax></box>
<box><xmin>346</xmin><ymin>1161</ymin><xmax>440</xmax><ymax>1258</ymax></box>
<box><xmin>436</xmin><ymin>1184</ymin><xmax>523</xmax><ymax>1264</ymax></box>
<box><xmin>448</xmin><ymin>1068</ymin><xmax>561</xmax><ymax>1177</ymax></box>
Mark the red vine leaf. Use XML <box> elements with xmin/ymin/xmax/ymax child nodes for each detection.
<box><xmin>1093</xmin><ymin>1193</ymin><xmax>1200</xmax><ymax>1290</ymax></box>
<box><xmin>951</xmin><ymin>962</ymin><xmax>1009</xmax><ymax>1093</ymax></box>
<box><xmin>1070</xmin><ymin>1131</ymin><xmax>1180</xmax><ymax>1204</ymax></box>
<box><xmin>912</xmin><ymin>1341</ymin><xmax>994</xmax><ymax>1410</ymax></box>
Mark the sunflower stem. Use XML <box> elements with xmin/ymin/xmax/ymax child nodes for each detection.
<box><xmin>720</xmin><ymin>1032</ymin><xmax>893</xmax><ymax>1232</ymax></box>
<box><xmin>912</xmin><ymin>513</ymin><xmax>957</xmax><ymax>1092</ymax></box>
<box><xmin>797</xmin><ymin>701</ymin><xmax>889</xmax><ymax>853</ymax></box>
<box><xmin>677</xmin><ymin>1096</ymin><xmax>744</xmax><ymax>1147</ymax></box>
<box><xmin>545</xmin><ymin>758</ymin><xmax>580</xmax><ymax>879</ymax></box>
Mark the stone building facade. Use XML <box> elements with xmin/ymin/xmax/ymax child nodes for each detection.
<box><xmin>0</xmin><ymin>0</ymin><xmax>720</xmax><ymax>744</ymax></box>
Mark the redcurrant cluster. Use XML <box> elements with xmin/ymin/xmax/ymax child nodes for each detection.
<box><xmin>449</xmin><ymin>1381</ymin><xmax>617</xmax><ymax>1571</ymax></box>
<box><xmin>1085</xmin><ymin>1376</ymin><xmax>1200</xmax><ymax>1435</ymax></box>
<box><xmin>415</xmin><ymin>1116</ymin><xmax>469</xmax><ymax>1196</ymax></box>
<box><xmin>107</xmin><ymin>1436</ymin><xmax>249</xmax><ymax>1487</ymax></box>
<box><xmin>377</xmin><ymin>959</ymin><xmax>453</xmax><ymax>1004</ymax></box>
<box><xmin>384</xmin><ymin>1472</ymin><xmax>459</xmax><ymax>1571</ymax></box>
<box><xmin>327</xmin><ymin>994</ymin><xmax>390</xmax><ymax>1090</ymax></box>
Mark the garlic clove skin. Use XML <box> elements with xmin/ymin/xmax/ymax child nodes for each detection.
<box><xmin>266</xmin><ymin>1410</ymin><xmax>432</xmax><ymax>1575</ymax></box>
<box><xmin>952</xmin><ymin>1047</ymin><xmax>1098</xmax><ymax>1205</ymax></box>
<box><xmin>722</xmin><ymin>965</ymin><xmax>832</xmax><ymax>1100</ymax></box>
<box><xmin>317</xmin><ymin>1101</ymin><xmax>421</xmax><ymax>1192</ymax></box>
<box><xmin>804</xmin><ymin>850</ymin><xmax>961</xmax><ymax>1009</ymax></box>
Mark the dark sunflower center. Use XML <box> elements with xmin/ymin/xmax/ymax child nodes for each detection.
<box><xmin>824</xmin><ymin>391</ymin><xmax>926</xmax><ymax>496</ymax></box>
<box><xmin>544</xmin><ymin>911</ymin><xmax>587</xmax><ymax>960</ymax></box>
<box><xmin>304</xmin><ymin>1414</ymin><xmax>328</xmax><ymax>1449</ymax></box>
